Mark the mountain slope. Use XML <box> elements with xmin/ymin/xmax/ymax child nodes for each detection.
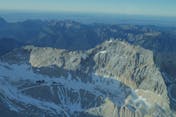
<box><xmin>0</xmin><ymin>38</ymin><xmax>22</xmax><ymax>56</ymax></box>
<box><xmin>0</xmin><ymin>40</ymin><xmax>174</xmax><ymax>117</ymax></box>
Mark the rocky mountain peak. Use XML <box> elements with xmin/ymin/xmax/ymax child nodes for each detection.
<box><xmin>0</xmin><ymin>39</ymin><xmax>174</xmax><ymax>117</ymax></box>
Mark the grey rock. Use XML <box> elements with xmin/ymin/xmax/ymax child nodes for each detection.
<box><xmin>0</xmin><ymin>40</ymin><xmax>174</xmax><ymax>117</ymax></box>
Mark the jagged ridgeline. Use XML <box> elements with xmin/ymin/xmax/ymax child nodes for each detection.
<box><xmin>0</xmin><ymin>40</ymin><xmax>175</xmax><ymax>117</ymax></box>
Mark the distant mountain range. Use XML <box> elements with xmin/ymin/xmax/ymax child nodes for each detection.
<box><xmin>1</xmin><ymin>11</ymin><xmax>176</xmax><ymax>26</ymax></box>
<box><xmin>0</xmin><ymin>17</ymin><xmax>176</xmax><ymax>50</ymax></box>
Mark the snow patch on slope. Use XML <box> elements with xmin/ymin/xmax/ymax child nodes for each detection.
<box><xmin>0</xmin><ymin>61</ymin><xmax>153</xmax><ymax>115</ymax></box>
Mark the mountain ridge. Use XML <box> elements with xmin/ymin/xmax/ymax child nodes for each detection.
<box><xmin>0</xmin><ymin>40</ymin><xmax>174</xmax><ymax>117</ymax></box>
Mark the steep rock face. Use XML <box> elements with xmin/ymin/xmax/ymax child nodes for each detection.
<box><xmin>0</xmin><ymin>40</ymin><xmax>174</xmax><ymax>117</ymax></box>
<box><xmin>132</xmin><ymin>36</ymin><xmax>176</xmax><ymax>110</ymax></box>
<box><xmin>26</xmin><ymin>46</ymin><xmax>83</xmax><ymax>71</ymax></box>
<box><xmin>91</xmin><ymin>41</ymin><xmax>167</xmax><ymax>96</ymax></box>
<box><xmin>27</xmin><ymin>40</ymin><xmax>168</xmax><ymax>97</ymax></box>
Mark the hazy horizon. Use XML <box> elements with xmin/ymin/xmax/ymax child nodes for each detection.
<box><xmin>1</xmin><ymin>0</ymin><xmax>176</xmax><ymax>27</ymax></box>
<box><xmin>0</xmin><ymin>10</ymin><xmax>176</xmax><ymax>27</ymax></box>
<box><xmin>0</xmin><ymin>0</ymin><xmax>176</xmax><ymax>17</ymax></box>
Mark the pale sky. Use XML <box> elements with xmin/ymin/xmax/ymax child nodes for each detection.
<box><xmin>0</xmin><ymin>0</ymin><xmax>176</xmax><ymax>17</ymax></box>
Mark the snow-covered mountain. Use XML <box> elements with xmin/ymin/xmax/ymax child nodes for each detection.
<box><xmin>0</xmin><ymin>40</ymin><xmax>175</xmax><ymax>117</ymax></box>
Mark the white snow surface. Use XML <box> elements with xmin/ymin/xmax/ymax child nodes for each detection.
<box><xmin>0</xmin><ymin>61</ymin><xmax>150</xmax><ymax>115</ymax></box>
